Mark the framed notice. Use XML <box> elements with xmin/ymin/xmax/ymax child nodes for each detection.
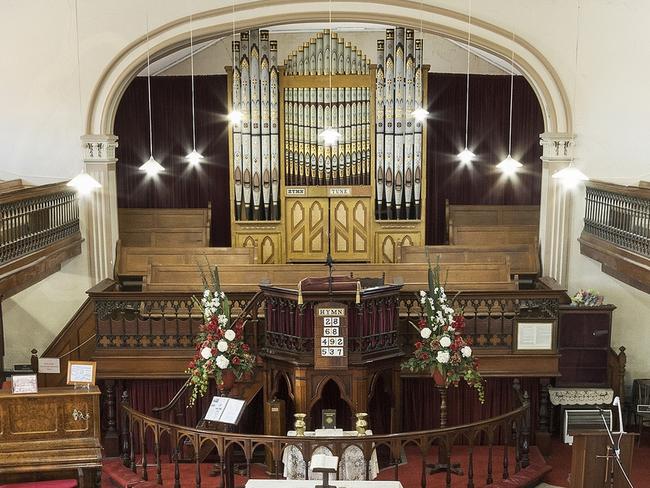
<box><xmin>12</xmin><ymin>374</ymin><xmax>38</xmax><ymax>394</ymax></box>
<box><xmin>204</xmin><ymin>396</ymin><xmax>246</xmax><ymax>425</ymax></box>
<box><xmin>515</xmin><ymin>321</ymin><xmax>556</xmax><ymax>352</ymax></box>
<box><xmin>67</xmin><ymin>361</ymin><xmax>97</xmax><ymax>385</ymax></box>
<box><xmin>314</xmin><ymin>302</ymin><xmax>348</xmax><ymax>370</ymax></box>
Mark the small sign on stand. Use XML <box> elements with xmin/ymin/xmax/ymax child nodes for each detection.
<box><xmin>67</xmin><ymin>361</ymin><xmax>96</xmax><ymax>390</ymax></box>
<box><xmin>11</xmin><ymin>374</ymin><xmax>38</xmax><ymax>394</ymax></box>
<box><xmin>314</xmin><ymin>302</ymin><xmax>348</xmax><ymax>370</ymax></box>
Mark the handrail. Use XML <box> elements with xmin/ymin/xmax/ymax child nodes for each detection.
<box><xmin>122</xmin><ymin>388</ymin><xmax>530</xmax><ymax>488</ymax></box>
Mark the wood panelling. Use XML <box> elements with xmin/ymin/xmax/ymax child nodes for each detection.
<box><xmin>118</xmin><ymin>207</ymin><xmax>211</xmax><ymax>247</ymax></box>
<box><xmin>286</xmin><ymin>198</ymin><xmax>328</xmax><ymax>262</ymax></box>
<box><xmin>330</xmin><ymin>197</ymin><xmax>371</xmax><ymax>262</ymax></box>
<box><xmin>450</xmin><ymin>225</ymin><xmax>539</xmax><ymax>246</ymax></box>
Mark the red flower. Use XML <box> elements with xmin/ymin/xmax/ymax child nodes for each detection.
<box><xmin>415</xmin><ymin>341</ymin><xmax>423</xmax><ymax>349</ymax></box>
<box><xmin>418</xmin><ymin>318</ymin><xmax>427</xmax><ymax>328</ymax></box>
<box><xmin>231</xmin><ymin>356</ymin><xmax>241</xmax><ymax>366</ymax></box>
<box><xmin>242</xmin><ymin>343</ymin><xmax>250</xmax><ymax>353</ymax></box>
<box><xmin>188</xmin><ymin>360</ymin><xmax>196</xmax><ymax>369</ymax></box>
<box><xmin>421</xmin><ymin>352</ymin><xmax>429</xmax><ymax>360</ymax></box>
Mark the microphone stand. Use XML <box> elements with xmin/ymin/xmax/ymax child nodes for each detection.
<box><xmin>326</xmin><ymin>197</ymin><xmax>333</xmax><ymax>301</ymax></box>
<box><xmin>596</xmin><ymin>399</ymin><xmax>634</xmax><ymax>488</ymax></box>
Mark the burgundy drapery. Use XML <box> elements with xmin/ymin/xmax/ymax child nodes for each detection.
<box><xmin>425</xmin><ymin>73</ymin><xmax>544</xmax><ymax>244</ymax></box>
<box><xmin>114</xmin><ymin>75</ymin><xmax>231</xmax><ymax>246</ymax></box>
<box><xmin>114</xmin><ymin>73</ymin><xmax>543</xmax><ymax>246</ymax></box>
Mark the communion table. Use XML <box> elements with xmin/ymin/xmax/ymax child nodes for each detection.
<box><xmin>247</xmin><ymin>482</ymin><xmax>402</xmax><ymax>488</ymax></box>
<box><xmin>282</xmin><ymin>429</ymin><xmax>379</xmax><ymax>480</ymax></box>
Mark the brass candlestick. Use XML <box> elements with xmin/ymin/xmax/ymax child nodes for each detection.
<box><xmin>294</xmin><ymin>413</ymin><xmax>307</xmax><ymax>436</ymax></box>
<box><xmin>355</xmin><ymin>412</ymin><xmax>368</xmax><ymax>436</ymax></box>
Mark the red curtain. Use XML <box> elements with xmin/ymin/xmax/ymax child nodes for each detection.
<box><xmin>114</xmin><ymin>73</ymin><xmax>543</xmax><ymax>247</ymax></box>
<box><xmin>114</xmin><ymin>75</ymin><xmax>231</xmax><ymax>246</ymax></box>
<box><xmin>425</xmin><ymin>73</ymin><xmax>544</xmax><ymax>244</ymax></box>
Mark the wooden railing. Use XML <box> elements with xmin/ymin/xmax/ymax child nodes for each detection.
<box><xmin>120</xmin><ymin>382</ymin><xmax>531</xmax><ymax>488</ymax></box>
<box><xmin>0</xmin><ymin>182</ymin><xmax>80</xmax><ymax>264</ymax></box>
<box><xmin>580</xmin><ymin>180</ymin><xmax>650</xmax><ymax>293</ymax></box>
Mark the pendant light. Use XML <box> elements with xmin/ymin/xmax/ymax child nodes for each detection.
<box><xmin>318</xmin><ymin>0</ymin><xmax>342</xmax><ymax>147</ymax></box>
<box><xmin>140</xmin><ymin>10</ymin><xmax>164</xmax><ymax>176</ymax></box>
<box><xmin>185</xmin><ymin>10</ymin><xmax>204</xmax><ymax>166</ymax></box>
<box><xmin>411</xmin><ymin>0</ymin><xmax>429</xmax><ymax>122</ymax></box>
<box><xmin>457</xmin><ymin>0</ymin><xmax>475</xmax><ymax>165</ymax></box>
<box><xmin>227</xmin><ymin>0</ymin><xmax>243</xmax><ymax>124</ymax></box>
<box><xmin>552</xmin><ymin>0</ymin><xmax>589</xmax><ymax>187</ymax></box>
<box><xmin>67</xmin><ymin>0</ymin><xmax>102</xmax><ymax>195</ymax></box>
<box><xmin>496</xmin><ymin>31</ymin><xmax>522</xmax><ymax>174</ymax></box>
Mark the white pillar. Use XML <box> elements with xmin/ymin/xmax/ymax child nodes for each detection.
<box><xmin>82</xmin><ymin>134</ymin><xmax>119</xmax><ymax>284</ymax></box>
<box><xmin>539</xmin><ymin>132</ymin><xmax>574</xmax><ymax>286</ymax></box>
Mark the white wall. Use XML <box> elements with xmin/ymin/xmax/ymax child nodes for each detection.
<box><xmin>1</xmin><ymin>0</ymin><xmax>649</xmax><ymax>382</ymax></box>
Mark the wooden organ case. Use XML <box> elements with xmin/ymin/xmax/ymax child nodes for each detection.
<box><xmin>227</xmin><ymin>28</ymin><xmax>429</xmax><ymax>264</ymax></box>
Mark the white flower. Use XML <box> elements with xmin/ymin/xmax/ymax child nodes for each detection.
<box><xmin>447</xmin><ymin>326</ymin><xmax>455</xmax><ymax>333</ymax></box>
<box><xmin>439</xmin><ymin>336</ymin><xmax>452</xmax><ymax>348</ymax></box>
<box><xmin>461</xmin><ymin>346</ymin><xmax>472</xmax><ymax>358</ymax></box>
<box><xmin>200</xmin><ymin>346</ymin><xmax>212</xmax><ymax>359</ymax></box>
<box><xmin>220</xmin><ymin>291</ymin><xmax>226</xmax><ymax>299</ymax></box>
<box><xmin>203</xmin><ymin>290</ymin><xmax>210</xmax><ymax>298</ymax></box>
<box><xmin>217</xmin><ymin>340</ymin><xmax>229</xmax><ymax>352</ymax></box>
<box><xmin>436</xmin><ymin>350</ymin><xmax>450</xmax><ymax>363</ymax></box>
<box><xmin>420</xmin><ymin>327</ymin><xmax>432</xmax><ymax>339</ymax></box>
<box><xmin>215</xmin><ymin>355</ymin><xmax>230</xmax><ymax>369</ymax></box>
<box><xmin>419</xmin><ymin>290</ymin><xmax>427</xmax><ymax>297</ymax></box>
<box><xmin>218</xmin><ymin>314</ymin><xmax>229</xmax><ymax>327</ymax></box>
<box><xmin>224</xmin><ymin>329</ymin><xmax>236</xmax><ymax>341</ymax></box>
<box><xmin>211</xmin><ymin>298</ymin><xmax>220</xmax><ymax>307</ymax></box>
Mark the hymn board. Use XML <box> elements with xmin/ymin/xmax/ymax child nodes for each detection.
<box><xmin>227</xmin><ymin>28</ymin><xmax>429</xmax><ymax>264</ymax></box>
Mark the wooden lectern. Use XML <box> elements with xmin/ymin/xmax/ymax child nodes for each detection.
<box><xmin>570</xmin><ymin>430</ymin><xmax>637</xmax><ymax>488</ymax></box>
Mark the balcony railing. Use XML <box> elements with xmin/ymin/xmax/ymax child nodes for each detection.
<box><xmin>580</xmin><ymin>180</ymin><xmax>650</xmax><ymax>293</ymax></box>
<box><xmin>0</xmin><ymin>182</ymin><xmax>80</xmax><ymax>264</ymax></box>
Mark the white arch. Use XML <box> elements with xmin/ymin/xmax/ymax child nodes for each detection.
<box><xmin>83</xmin><ymin>0</ymin><xmax>573</xmax><ymax>284</ymax></box>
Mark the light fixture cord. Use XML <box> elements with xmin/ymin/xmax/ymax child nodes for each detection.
<box><xmin>190</xmin><ymin>11</ymin><xmax>197</xmax><ymax>152</ymax></box>
<box><xmin>570</xmin><ymin>0</ymin><xmax>581</xmax><ymax>165</ymax></box>
<box><xmin>74</xmin><ymin>0</ymin><xmax>84</xmax><ymax>171</ymax></box>
<box><xmin>464</xmin><ymin>0</ymin><xmax>472</xmax><ymax>149</ymax></box>
<box><xmin>507</xmin><ymin>31</ymin><xmax>514</xmax><ymax>156</ymax></box>
<box><xmin>146</xmin><ymin>12</ymin><xmax>154</xmax><ymax>158</ymax></box>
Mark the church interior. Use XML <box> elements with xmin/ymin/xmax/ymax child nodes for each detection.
<box><xmin>1</xmin><ymin>1</ymin><xmax>650</xmax><ymax>488</ymax></box>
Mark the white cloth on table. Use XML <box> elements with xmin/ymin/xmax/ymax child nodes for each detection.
<box><xmin>282</xmin><ymin>429</ymin><xmax>379</xmax><ymax>481</ymax></box>
<box><xmin>247</xmin><ymin>481</ymin><xmax>402</xmax><ymax>488</ymax></box>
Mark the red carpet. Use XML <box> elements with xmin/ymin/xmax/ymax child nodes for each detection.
<box><xmin>103</xmin><ymin>445</ymin><xmax>546</xmax><ymax>488</ymax></box>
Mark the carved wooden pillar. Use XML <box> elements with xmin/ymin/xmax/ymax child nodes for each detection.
<box><xmin>351</xmin><ymin>368</ymin><xmax>369</xmax><ymax>416</ymax></box>
<box><xmin>536</xmin><ymin>377</ymin><xmax>551</xmax><ymax>455</ymax></box>
<box><xmin>103</xmin><ymin>379</ymin><xmax>119</xmax><ymax>456</ymax></box>
<box><xmin>293</xmin><ymin>367</ymin><xmax>309</xmax><ymax>426</ymax></box>
<box><xmin>392</xmin><ymin>365</ymin><xmax>402</xmax><ymax>433</ymax></box>
<box><xmin>120</xmin><ymin>389</ymin><xmax>131</xmax><ymax>467</ymax></box>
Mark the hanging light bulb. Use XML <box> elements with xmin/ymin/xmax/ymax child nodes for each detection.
<box><xmin>141</xmin><ymin>11</ymin><xmax>164</xmax><ymax>174</ymax></box>
<box><xmin>411</xmin><ymin>107</ymin><xmax>429</xmax><ymax>122</ymax></box>
<box><xmin>140</xmin><ymin>156</ymin><xmax>165</xmax><ymax>176</ymax></box>
<box><xmin>71</xmin><ymin>0</ymin><xmax>101</xmax><ymax>196</ymax></box>
<box><xmin>552</xmin><ymin>164</ymin><xmax>588</xmax><ymax>187</ymax></box>
<box><xmin>457</xmin><ymin>147</ymin><xmax>476</xmax><ymax>165</ymax></box>
<box><xmin>186</xmin><ymin>11</ymin><xmax>204</xmax><ymax>166</ymax></box>
<box><xmin>186</xmin><ymin>149</ymin><xmax>204</xmax><ymax>166</ymax></box>
<box><xmin>68</xmin><ymin>171</ymin><xmax>102</xmax><ymax>196</ymax></box>
<box><xmin>228</xmin><ymin>110</ymin><xmax>243</xmax><ymax>124</ymax></box>
<box><xmin>496</xmin><ymin>155</ymin><xmax>522</xmax><ymax>174</ymax></box>
<box><xmin>318</xmin><ymin>127</ymin><xmax>342</xmax><ymax>147</ymax></box>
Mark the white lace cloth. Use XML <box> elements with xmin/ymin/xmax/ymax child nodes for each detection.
<box><xmin>282</xmin><ymin>430</ymin><xmax>379</xmax><ymax>480</ymax></box>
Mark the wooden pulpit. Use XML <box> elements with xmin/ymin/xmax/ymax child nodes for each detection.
<box><xmin>570</xmin><ymin>430</ymin><xmax>637</xmax><ymax>488</ymax></box>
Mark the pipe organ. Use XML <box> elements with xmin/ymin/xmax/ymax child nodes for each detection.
<box><xmin>228</xmin><ymin>28</ymin><xmax>429</xmax><ymax>264</ymax></box>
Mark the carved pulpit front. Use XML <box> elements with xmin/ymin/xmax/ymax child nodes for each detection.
<box><xmin>260</xmin><ymin>277</ymin><xmax>402</xmax><ymax>431</ymax></box>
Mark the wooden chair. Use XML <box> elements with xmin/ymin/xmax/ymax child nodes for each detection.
<box><xmin>633</xmin><ymin>379</ymin><xmax>650</xmax><ymax>446</ymax></box>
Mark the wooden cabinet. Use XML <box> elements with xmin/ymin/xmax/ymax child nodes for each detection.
<box><xmin>557</xmin><ymin>305</ymin><xmax>615</xmax><ymax>386</ymax></box>
<box><xmin>0</xmin><ymin>386</ymin><xmax>102</xmax><ymax>487</ymax></box>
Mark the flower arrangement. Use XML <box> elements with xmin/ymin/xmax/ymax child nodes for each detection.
<box><xmin>401</xmin><ymin>263</ymin><xmax>485</xmax><ymax>403</ymax></box>
<box><xmin>186</xmin><ymin>265</ymin><xmax>256</xmax><ymax>406</ymax></box>
<box><xmin>571</xmin><ymin>288</ymin><xmax>604</xmax><ymax>307</ymax></box>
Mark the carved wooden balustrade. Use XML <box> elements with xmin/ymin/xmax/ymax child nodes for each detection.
<box><xmin>580</xmin><ymin>180</ymin><xmax>650</xmax><ymax>293</ymax></box>
<box><xmin>120</xmin><ymin>382</ymin><xmax>531</xmax><ymax>488</ymax></box>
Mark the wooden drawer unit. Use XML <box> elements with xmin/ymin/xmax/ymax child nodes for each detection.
<box><xmin>557</xmin><ymin>305</ymin><xmax>615</xmax><ymax>387</ymax></box>
<box><xmin>0</xmin><ymin>386</ymin><xmax>102</xmax><ymax>487</ymax></box>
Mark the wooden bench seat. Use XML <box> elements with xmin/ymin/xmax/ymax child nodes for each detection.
<box><xmin>114</xmin><ymin>241</ymin><xmax>257</xmax><ymax>280</ymax></box>
<box><xmin>118</xmin><ymin>206</ymin><xmax>211</xmax><ymax>247</ymax></box>
<box><xmin>398</xmin><ymin>244</ymin><xmax>539</xmax><ymax>276</ymax></box>
<box><xmin>450</xmin><ymin>224</ymin><xmax>539</xmax><ymax>246</ymax></box>
<box><xmin>0</xmin><ymin>482</ymin><xmax>77</xmax><ymax>488</ymax></box>
<box><xmin>143</xmin><ymin>261</ymin><xmax>516</xmax><ymax>293</ymax></box>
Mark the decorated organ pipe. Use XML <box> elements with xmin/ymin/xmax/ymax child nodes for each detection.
<box><xmin>230</xmin><ymin>29</ymin><xmax>280</xmax><ymax>221</ymax></box>
<box><xmin>375</xmin><ymin>28</ymin><xmax>426</xmax><ymax>220</ymax></box>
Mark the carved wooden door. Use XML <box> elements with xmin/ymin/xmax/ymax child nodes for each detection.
<box><xmin>330</xmin><ymin>197</ymin><xmax>371</xmax><ymax>261</ymax></box>
<box><xmin>286</xmin><ymin>198</ymin><xmax>329</xmax><ymax>262</ymax></box>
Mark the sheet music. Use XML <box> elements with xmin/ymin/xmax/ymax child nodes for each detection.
<box><xmin>517</xmin><ymin>322</ymin><xmax>553</xmax><ymax>350</ymax></box>
<box><xmin>204</xmin><ymin>396</ymin><xmax>245</xmax><ymax>424</ymax></box>
<box><xmin>205</xmin><ymin>396</ymin><xmax>229</xmax><ymax>422</ymax></box>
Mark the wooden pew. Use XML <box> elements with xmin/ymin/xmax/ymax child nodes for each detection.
<box><xmin>118</xmin><ymin>205</ymin><xmax>211</xmax><ymax>247</ymax></box>
<box><xmin>446</xmin><ymin>202</ymin><xmax>539</xmax><ymax>245</ymax></box>
<box><xmin>398</xmin><ymin>244</ymin><xmax>540</xmax><ymax>276</ymax></box>
<box><xmin>450</xmin><ymin>224</ymin><xmax>539</xmax><ymax>246</ymax></box>
<box><xmin>114</xmin><ymin>241</ymin><xmax>257</xmax><ymax>279</ymax></box>
<box><xmin>143</xmin><ymin>261</ymin><xmax>516</xmax><ymax>293</ymax></box>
